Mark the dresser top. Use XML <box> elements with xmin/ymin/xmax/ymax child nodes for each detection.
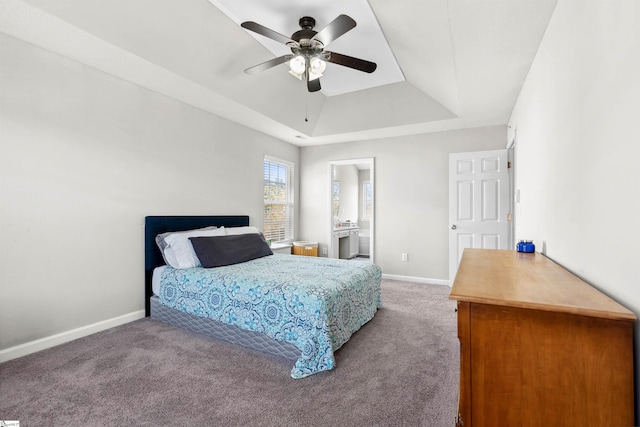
<box><xmin>450</xmin><ymin>249</ymin><xmax>636</xmax><ymax>321</ymax></box>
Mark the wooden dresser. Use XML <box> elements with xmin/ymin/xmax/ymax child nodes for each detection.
<box><xmin>449</xmin><ymin>249</ymin><xmax>636</xmax><ymax>427</ymax></box>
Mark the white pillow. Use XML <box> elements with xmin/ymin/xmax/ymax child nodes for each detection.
<box><xmin>156</xmin><ymin>226</ymin><xmax>216</xmax><ymax>266</ymax></box>
<box><xmin>157</xmin><ymin>226</ymin><xmax>226</xmax><ymax>268</ymax></box>
<box><xmin>225</xmin><ymin>226</ymin><xmax>260</xmax><ymax>235</ymax></box>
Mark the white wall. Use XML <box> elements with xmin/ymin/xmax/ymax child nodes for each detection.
<box><xmin>299</xmin><ymin>126</ymin><xmax>506</xmax><ymax>281</ymax></box>
<box><xmin>508</xmin><ymin>0</ymin><xmax>640</xmax><ymax>413</ymax></box>
<box><xmin>0</xmin><ymin>34</ymin><xmax>298</xmax><ymax>352</ymax></box>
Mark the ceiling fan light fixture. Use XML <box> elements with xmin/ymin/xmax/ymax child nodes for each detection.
<box><xmin>289</xmin><ymin>55</ymin><xmax>306</xmax><ymax>79</ymax></box>
<box><xmin>288</xmin><ymin>70</ymin><xmax>303</xmax><ymax>80</ymax></box>
<box><xmin>309</xmin><ymin>56</ymin><xmax>327</xmax><ymax>81</ymax></box>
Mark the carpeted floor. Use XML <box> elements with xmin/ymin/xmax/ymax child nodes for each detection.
<box><xmin>0</xmin><ymin>280</ymin><xmax>459</xmax><ymax>426</ymax></box>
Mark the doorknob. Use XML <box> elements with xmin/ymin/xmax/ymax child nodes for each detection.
<box><xmin>451</xmin><ymin>225</ymin><xmax>457</xmax><ymax>230</ymax></box>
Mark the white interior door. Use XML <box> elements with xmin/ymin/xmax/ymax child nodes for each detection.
<box><xmin>449</xmin><ymin>149</ymin><xmax>510</xmax><ymax>282</ymax></box>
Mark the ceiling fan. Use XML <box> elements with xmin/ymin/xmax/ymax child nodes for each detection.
<box><xmin>241</xmin><ymin>15</ymin><xmax>377</xmax><ymax>93</ymax></box>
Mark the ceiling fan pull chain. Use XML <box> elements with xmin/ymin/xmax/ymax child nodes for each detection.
<box><xmin>305</xmin><ymin>91</ymin><xmax>309</xmax><ymax>122</ymax></box>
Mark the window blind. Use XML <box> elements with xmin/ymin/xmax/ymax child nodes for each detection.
<box><xmin>263</xmin><ymin>156</ymin><xmax>294</xmax><ymax>242</ymax></box>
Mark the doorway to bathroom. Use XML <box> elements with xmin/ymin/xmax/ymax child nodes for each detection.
<box><xmin>328</xmin><ymin>158</ymin><xmax>375</xmax><ymax>263</ymax></box>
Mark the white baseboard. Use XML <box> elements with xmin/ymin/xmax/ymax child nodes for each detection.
<box><xmin>0</xmin><ymin>310</ymin><xmax>146</xmax><ymax>363</ymax></box>
<box><xmin>382</xmin><ymin>273</ymin><xmax>450</xmax><ymax>287</ymax></box>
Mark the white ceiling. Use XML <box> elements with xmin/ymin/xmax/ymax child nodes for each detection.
<box><xmin>0</xmin><ymin>0</ymin><xmax>557</xmax><ymax>146</ymax></box>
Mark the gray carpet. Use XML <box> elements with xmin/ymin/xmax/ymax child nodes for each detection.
<box><xmin>0</xmin><ymin>280</ymin><xmax>459</xmax><ymax>426</ymax></box>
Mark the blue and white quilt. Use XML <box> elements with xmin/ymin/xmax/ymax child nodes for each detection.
<box><xmin>159</xmin><ymin>254</ymin><xmax>382</xmax><ymax>378</ymax></box>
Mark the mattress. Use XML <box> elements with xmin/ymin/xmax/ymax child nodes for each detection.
<box><xmin>155</xmin><ymin>254</ymin><xmax>382</xmax><ymax>378</ymax></box>
<box><xmin>152</xmin><ymin>265</ymin><xmax>166</xmax><ymax>296</ymax></box>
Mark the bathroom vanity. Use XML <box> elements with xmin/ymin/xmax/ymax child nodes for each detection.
<box><xmin>332</xmin><ymin>225</ymin><xmax>359</xmax><ymax>259</ymax></box>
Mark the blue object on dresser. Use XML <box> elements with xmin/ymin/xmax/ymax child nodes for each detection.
<box><xmin>517</xmin><ymin>240</ymin><xmax>535</xmax><ymax>253</ymax></box>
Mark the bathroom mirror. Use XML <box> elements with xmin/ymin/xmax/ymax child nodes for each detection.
<box><xmin>328</xmin><ymin>158</ymin><xmax>374</xmax><ymax>263</ymax></box>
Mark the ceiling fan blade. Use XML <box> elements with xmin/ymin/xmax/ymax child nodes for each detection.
<box><xmin>326</xmin><ymin>51</ymin><xmax>377</xmax><ymax>73</ymax></box>
<box><xmin>244</xmin><ymin>55</ymin><xmax>292</xmax><ymax>75</ymax></box>
<box><xmin>307</xmin><ymin>77</ymin><xmax>321</xmax><ymax>92</ymax></box>
<box><xmin>306</xmin><ymin>69</ymin><xmax>321</xmax><ymax>92</ymax></box>
<box><xmin>241</xmin><ymin>21</ymin><xmax>298</xmax><ymax>46</ymax></box>
<box><xmin>312</xmin><ymin>14</ymin><xmax>356</xmax><ymax>47</ymax></box>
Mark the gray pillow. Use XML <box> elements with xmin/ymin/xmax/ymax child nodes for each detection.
<box><xmin>189</xmin><ymin>233</ymin><xmax>273</xmax><ymax>268</ymax></box>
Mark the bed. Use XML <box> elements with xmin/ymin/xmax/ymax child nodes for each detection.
<box><xmin>145</xmin><ymin>215</ymin><xmax>382</xmax><ymax>379</ymax></box>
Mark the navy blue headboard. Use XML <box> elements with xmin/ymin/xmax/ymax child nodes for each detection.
<box><xmin>144</xmin><ymin>215</ymin><xmax>250</xmax><ymax>316</ymax></box>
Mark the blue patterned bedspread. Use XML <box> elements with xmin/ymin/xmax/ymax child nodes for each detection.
<box><xmin>159</xmin><ymin>254</ymin><xmax>382</xmax><ymax>378</ymax></box>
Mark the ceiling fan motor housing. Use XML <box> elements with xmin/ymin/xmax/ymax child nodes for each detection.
<box><xmin>291</xmin><ymin>17</ymin><xmax>320</xmax><ymax>48</ymax></box>
<box><xmin>299</xmin><ymin>16</ymin><xmax>315</xmax><ymax>30</ymax></box>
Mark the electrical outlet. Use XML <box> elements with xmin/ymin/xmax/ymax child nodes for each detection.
<box><xmin>322</xmin><ymin>247</ymin><xmax>328</xmax><ymax>255</ymax></box>
<box><xmin>402</xmin><ymin>253</ymin><xmax>408</xmax><ymax>262</ymax></box>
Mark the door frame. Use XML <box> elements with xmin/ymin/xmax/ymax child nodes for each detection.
<box><xmin>507</xmin><ymin>132</ymin><xmax>516</xmax><ymax>251</ymax></box>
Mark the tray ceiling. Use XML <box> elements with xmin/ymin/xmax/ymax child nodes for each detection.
<box><xmin>0</xmin><ymin>0</ymin><xmax>557</xmax><ymax>146</ymax></box>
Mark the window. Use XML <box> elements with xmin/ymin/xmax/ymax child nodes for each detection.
<box><xmin>332</xmin><ymin>181</ymin><xmax>340</xmax><ymax>218</ymax></box>
<box><xmin>362</xmin><ymin>180</ymin><xmax>372</xmax><ymax>220</ymax></box>
<box><xmin>263</xmin><ymin>156</ymin><xmax>294</xmax><ymax>242</ymax></box>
